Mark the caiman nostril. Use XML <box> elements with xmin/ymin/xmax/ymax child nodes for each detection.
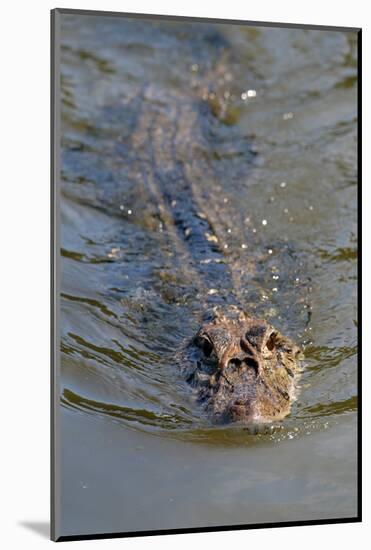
<box><xmin>245</xmin><ymin>357</ymin><xmax>259</xmax><ymax>374</ymax></box>
<box><xmin>228</xmin><ymin>358</ymin><xmax>242</xmax><ymax>369</ymax></box>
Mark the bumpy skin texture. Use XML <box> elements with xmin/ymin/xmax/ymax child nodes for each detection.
<box><xmin>186</xmin><ymin>308</ymin><xmax>302</xmax><ymax>424</ymax></box>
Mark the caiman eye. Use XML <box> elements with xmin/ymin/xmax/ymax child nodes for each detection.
<box><xmin>202</xmin><ymin>339</ymin><xmax>213</xmax><ymax>357</ymax></box>
<box><xmin>194</xmin><ymin>336</ymin><xmax>213</xmax><ymax>357</ymax></box>
<box><xmin>266</xmin><ymin>331</ymin><xmax>278</xmax><ymax>351</ymax></box>
<box><xmin>245</xmin><ymin>325</ymin><xmax>266</xmax><ymax>343</ymax></box>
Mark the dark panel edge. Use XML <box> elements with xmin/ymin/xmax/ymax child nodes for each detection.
<box><xmin>51</xmin><ymin>7</ymin><xmax>61</xmax><ymax>543</ymax></box>
<box><xmin>356</xmin><ymin>27</ymin><xmax>362</xmax><ymax>523</ymax></box>
<box><xmin>56</xmin><ymin>517</ymin><xmax>361</xmax><ymax>542</ymax></box>
<box><xmin>54</xmin><ymin>7</ymin><xmax>361</xmax><ymax>32</ymax></box>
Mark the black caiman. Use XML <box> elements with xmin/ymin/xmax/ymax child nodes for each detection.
<box><xmin>65</xmin><ymin>40</ymin><xmax>303</xmax><ymax>426</ymax></box>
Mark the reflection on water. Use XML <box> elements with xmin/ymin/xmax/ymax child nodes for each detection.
<box><xmin>58</xmin><ymin>12</ymin><xmax>358</xmax><ymax>534</ymax></box>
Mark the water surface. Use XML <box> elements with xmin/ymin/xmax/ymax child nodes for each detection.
<box><xmin>58</xmin><ymin>14</ymin><xmax>358</xmax><ymax>537</ymax></box>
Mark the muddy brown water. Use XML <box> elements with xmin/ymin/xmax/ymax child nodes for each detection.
<box><xmin>57</xmin><ymin>13</ymin><xmax>358</xmax><ymax>537</ymax></box>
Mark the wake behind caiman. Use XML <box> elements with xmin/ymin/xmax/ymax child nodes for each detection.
<box><xmin>71</xmin><ymin>51</ymin><xmax>303</xmax><ymax>425</ymax></box>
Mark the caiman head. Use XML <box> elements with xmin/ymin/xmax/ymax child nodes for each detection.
<box><xmin>187</xmin><ymin>308</ymin><xmax>302</xmax><ymax>425</ymax></box>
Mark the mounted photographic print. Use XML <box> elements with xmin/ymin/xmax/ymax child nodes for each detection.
<box><xmin>51</xmin><ymin>8</ymin><xmax>361</xmax><ymax>542</ymax></box>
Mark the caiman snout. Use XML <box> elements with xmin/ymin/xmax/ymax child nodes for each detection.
<box><xmin>187</xmin><ymin>308</ymin><xmax>301</xmax><ymax>424</ymax></box>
